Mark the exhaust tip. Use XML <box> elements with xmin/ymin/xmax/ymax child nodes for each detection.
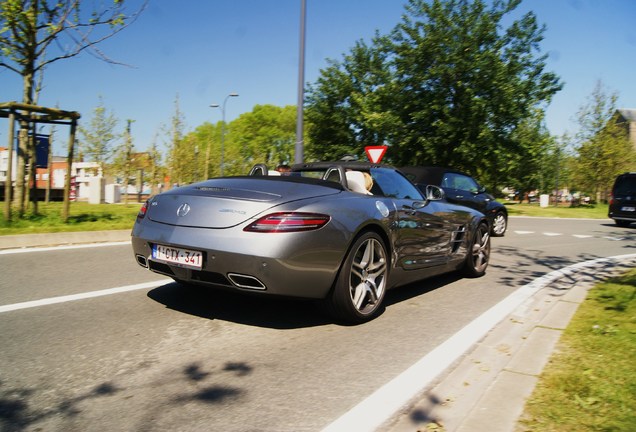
<box><xmin>227</xmin><ymin>273</ymin><xmax>266</xmax><ymax>290</ymax></box>
<box><xmin>136</xmin><ymin>254</ymin><xmax>148</xmax><ymax>268</ymax></box>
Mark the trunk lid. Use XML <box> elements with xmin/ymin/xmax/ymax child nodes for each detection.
<box><xmin>147</xmin><ymin>177</ymin><xmax>340</xmax><ymax>228</ymax></box>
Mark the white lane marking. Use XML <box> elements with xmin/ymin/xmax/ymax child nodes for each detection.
<box><xmin>514</xmin><ymin>232</ymin><xmax>623</xmax><ymax>240</ymax></box>
<box><xmin>0</xmin><ymin>279</ymin><xmax>171</xmax><ymax>313</ymax></box>
<box><xmin>510</xmin><ymin>216</ymin><xmax>613</xmax><ymax>222</ymax></box>
<box><xmin>0</xmin><ymin>241</ymin><xmax>131</xmax><ymax>255</ymax></box>
<box><xmin>321</xmin><ymin>253</ymin><xmax>636</xmax><ymax>432</ymax></box>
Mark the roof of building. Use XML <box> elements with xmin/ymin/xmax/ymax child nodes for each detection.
<box><xmin>617</xmin><ymin>108</ymin><xmax>636</xmax><ymax>122</ymax></box>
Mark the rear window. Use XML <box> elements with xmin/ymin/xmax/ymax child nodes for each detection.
<box><xmin>614</xmin><ymin>175</ymin><xmax>636</xmax><ymax>195</ymax></box>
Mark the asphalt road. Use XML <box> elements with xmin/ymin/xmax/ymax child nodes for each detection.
<box><xmin>1</xmin><ymin>217</ymin><xmax>634</xmax><ymax>432</ymax></box>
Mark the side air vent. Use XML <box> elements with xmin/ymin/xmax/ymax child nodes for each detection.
<box><xmin>451</xmin><ymin>225</ymin><xmax>467</xmax><ymax>253</ymax></box>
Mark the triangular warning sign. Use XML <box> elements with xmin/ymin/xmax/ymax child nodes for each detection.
<box><xmin>365</xmin><ymin>146</ymin><xmax>388</xmax><ymax>164</ymax></box>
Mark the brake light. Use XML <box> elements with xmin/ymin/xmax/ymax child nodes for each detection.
<box><xmin>137</xmin><ymin>201</ymin><xmax>149</xmax><ymax>218</ymax></box>
<box><xmin>244</xmin><ymin>212</ymin><xmax>330</xmax><ymax>233</ymax></box>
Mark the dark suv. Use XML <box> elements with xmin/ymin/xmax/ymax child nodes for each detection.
<box><xmin>609</xmin><ymin>172</ymin><xmax>636</xmax><ymax>227</ymax></box>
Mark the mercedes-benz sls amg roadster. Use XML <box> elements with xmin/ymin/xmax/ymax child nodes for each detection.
<box><xmin>131</xmin><ymin>162</ymin><xmax>491</xmax><ymax>323</ymax></box>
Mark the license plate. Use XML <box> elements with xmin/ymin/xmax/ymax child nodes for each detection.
<box><xmin>621</xmin><ymin>206</ymin><xmax>636</xmax><ymax>212</ymax></box>
<box><xmin>152</xmin><ymin>244</ymin><xmax>203</xmax><ymax>269</ymax></box>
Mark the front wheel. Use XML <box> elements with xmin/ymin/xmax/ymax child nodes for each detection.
<box><xmin>491</xmin><ymin>211</ymin><xmax>507</xmax><ymax>236</ymax></box>
<box><xmin>463</xmin><ymin>223</ymin><xmax>490</xmax><ymax>277</ymax></box>
<box><xmin>326</xmin><ymin>232</ymin><xmax>389</xmax><ymax>324</ymax></box>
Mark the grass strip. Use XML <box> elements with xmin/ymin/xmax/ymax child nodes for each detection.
<box><xmin>504</xmin><ymin>202</ymin><xmax>609</xmax><ymax>219</ymax></box>
<box><xmin>0</xmin><ymin>202</ymin><xmax>141</xmax><ymax>235</ymax></box>
<box><xmin>518</xmin><ymin>269</ymin><xmax>636</xmax><ymax>431</ymax></box>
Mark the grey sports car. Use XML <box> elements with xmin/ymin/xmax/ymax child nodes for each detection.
<box><xmin>131</xmin><ymin>161</ymin><xmax>491</xmax><ymax>323</ymax></box>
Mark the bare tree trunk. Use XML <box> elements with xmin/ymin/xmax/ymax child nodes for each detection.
<box><xmin>15</xmin><ymin>124</ymin><xmax>29</xmax><ymax>217</ymax></box>
<box><xmin>16</xmin><ymin>71</ymin><xmax>35</xmax><ymax>217</ymax></box>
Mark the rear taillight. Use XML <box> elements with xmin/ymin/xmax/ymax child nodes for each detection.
<box><xmin>244</xmin><ymin>212</ymin><xmax>330</xmax><ymax>233</ymax></box>
<box><xmin>137</xmin><ymin>201</ymin><xmax>149</xmax><ymax>218</ymax></box>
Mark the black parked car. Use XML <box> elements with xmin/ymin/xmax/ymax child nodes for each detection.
<box><xmin>400</xmin><ymin>166</ymin><xmax>508</xmax><ymax>236</ymax></box>
<box><xmin>609</xmin><ymin>172</ymin><xmax>636</xmax><ymax>227</ymax></box>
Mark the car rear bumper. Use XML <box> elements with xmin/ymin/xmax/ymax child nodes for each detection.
<box><xmin>131</xmin><ymin>222</ymin><xmax>347</xmax><ymax>299</ymax></box>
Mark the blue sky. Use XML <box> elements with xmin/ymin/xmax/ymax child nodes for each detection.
<box><xmin>2</xmin><ymin>0</ymin><xmax>635</xmax><ymax>155</ymax></box>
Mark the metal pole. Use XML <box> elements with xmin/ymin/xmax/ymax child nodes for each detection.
<box><xmin>213</xmin><ymin>93</ymin><xmax>238</xmax><ymax>177</ymax></box>
<box><xmin>62</xmin><ymin>120</ymin><xmax>77</xmax><ymax>223</ymax></box>
<box><xmin>295</xmin><ymin>0</ymin><xmax>306</xmax><ymax>164</ymax></box>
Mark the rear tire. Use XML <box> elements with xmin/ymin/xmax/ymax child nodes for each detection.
<box><xmin>326</xmin><ymin>232</ymin><xmax>388</xmax><ymax>324</ymax></box>
<box><xmin>615</xmin><ymin>220</ymin><xmax>631</xmax><ymax>228</ymax></box>
<box><xmin>463</xmin><ymin>223</ymin><xmax>490</xmax><ymax>277</ymax></box>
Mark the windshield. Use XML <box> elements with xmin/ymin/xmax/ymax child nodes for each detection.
<box><xmin>371</xmin><ymin>168</ymin><xmax>423</xmax><ymax>200</ymax></box>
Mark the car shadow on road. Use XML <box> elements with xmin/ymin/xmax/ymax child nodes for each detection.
<box><xmin>384</xmin><ymin>273</ymin><xmax>462</xmax><ymax>306</ymax></box>
<box><xmin>147</xmin><ymin>271</ymin><xmax>466</xmax><ymax>329</ymax></box>
<box><xmin>147</xmin><ymin>282</ymin><xmax>333</xmax><ymax>329</ymax></box>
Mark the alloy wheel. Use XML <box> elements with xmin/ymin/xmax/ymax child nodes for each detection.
<box><xmin>348</xmin><ymin>237</ymin><xmax>387</xmax><ymax>315</ymax></box>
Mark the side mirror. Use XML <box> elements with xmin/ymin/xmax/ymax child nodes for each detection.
<box><xmin>425</xmin><ymin>185</ymin><xmax>445</xmax><ymax>201</ymax></box>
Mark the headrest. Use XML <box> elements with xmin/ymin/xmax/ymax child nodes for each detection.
<box><xmin>346</xmin><ymin>171</ymin><xmax>372</xmax><ymax>195</ymax></box>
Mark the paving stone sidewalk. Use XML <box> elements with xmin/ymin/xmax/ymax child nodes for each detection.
<box><xmin>385</xmin><ymin>254</ymin><xmax>636</xmax><ymax>432</ymax></box>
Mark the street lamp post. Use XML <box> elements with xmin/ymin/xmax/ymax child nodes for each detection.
<box><xmin>209</xmin><ymin>92</ymin><xmax>239</xmax><ymax>177</ymax></box>
<box><xmin>295</xmin><ymin>0</ymin><xmax>306</xmax><ymax>164</ymax></box>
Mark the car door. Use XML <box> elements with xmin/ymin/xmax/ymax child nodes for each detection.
<box><xmin>440</xmin><ymin>172</ymin><xmax>488</xmax><ymax>214</ymax></box>
<box><xmin>372</xmin><ymin>169</ymin><xmax>452</xmax><ymax>270</ymax></box>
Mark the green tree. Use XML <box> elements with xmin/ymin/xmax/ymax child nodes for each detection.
<box><xmin>164</xmin><ymin>95</ymin><xmax>188</xmax><ymax>186</ymax></box>
<box><xmin>0</xmin><ymin>0</ymin><xmax>146</xmax><ymax>217</ymax></box>
<box><xmin>505</xmin><ymin>109</ymin><xmax>559</xmax><ymax>200</ymax></box>
<box><xmin>147</xmin><ymin>133</ymin><xmax>164</xmax><ymax>194</ymax></box>
<box><xmin>389</xmin><ymin>0</ymin><xmax>562</xmax><ymax>175</ymax></box>
<box><xmin>79</xmin><ymin>96</ymin><xmax>119</xmax><ymax>169</ymax></box>
<box><xmin>306</xmin><ymin>38</ymin><xmax>396</xmax><ymax>161</ymax></box>
<box><xmin>230</xmin><ymin>105</ymin><xmax>297</xmax><ymax>173</ymax></box>
<box><xmin>174</xmin><ymin>122</ymin><xmax>220</xmax><ymax>181</ymax></box>
<box><xmin>305</xmin><ymin>0</ymin><xmax>562</xmax><ymax>185</ymax></box>
<box><xmin>111</xmin><ymin>119</ymin><xmax>135</xmax><ymax>203</ymax></box>
<box><xmin>571</xmin><ymin>81</ymin><xmax>636</xmax><ymax>202</ymax></box>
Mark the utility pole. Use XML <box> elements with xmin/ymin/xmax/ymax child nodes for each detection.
<box><xmin>295</xmin><ymin>0</ymin><xmax>306</xmax><ymax>164</ymax></box>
